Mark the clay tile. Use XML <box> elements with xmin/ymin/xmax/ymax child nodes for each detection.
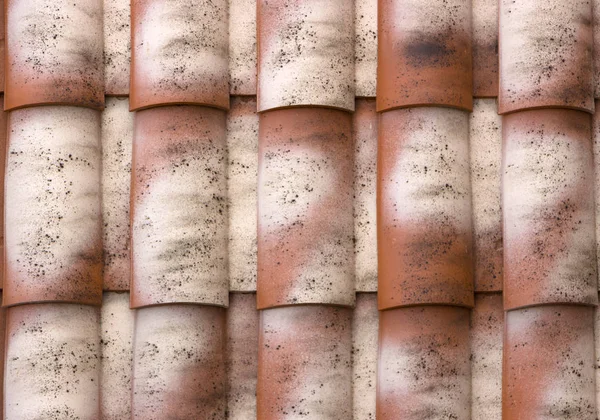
<box><xmin>503</xmin><ymin>109</ymin><xmax>598</xmax><ymax>310</ymax></box>
<box><xmin>355</xmin><ymin>0</ymin><xmax>377</xmax><ymax>98</ymax></box>
<box><xmin>229</xmin><ymin>0</ymin><xmax>257</xmax><ymax>95</ymax></box>
<box><xmin>352</xmin><ymin>293</ymin><xmax>378</xmax><ymax>419</ymax></box>
<box><xmin>227</xmin><ymin>293</ymin><xmax>259</xmax><ymax>419</ymax></box>
<box><xmin>100</xmin><ymin>292</ymin><xmax>134</xmax><ymax>419</ymax></box>
<box><xmin>471</xmin><ymin>293</ymin><xmax>503</xmax><ymax>419</ymax></box>
<box><xmin>0</xmin><ymin>95</ymin><xmax>6</xmax><ymax>289</ymax></box>
<box><xmin>499</xmin><ymin>0</ymin><xmax>594</xmax><ymax>114</ymax></box>
<box><xmin>5</xmin><ymin>304</ymin><xmax>101</xmax><ymax>419</ymax></box>
<box><xmin>378</xmin><ymin>107</ymin><xmax>474</xmax><ymax>310</ymax></box>
<box><xmin>354</xmin><ymin>99</ymin><xmax>378</xmax><ymax>292</ymax></box>
<box><xmin>130</xmin><ymin>0</ymin><xmax>229</xmax><ymax>111</ymax></box>
<box><xmin>132</xmin><ymin>305</ymin><xmax>227</xmax><ymax>419</ymax></box>
<box><xmin>0</xmin><ymin>0</ymin><xmax>5</xmax><ymax>93</ymax></box>
<box><xmin>102</xmin><ymin>98</ymin><xmax>133</xmax><ymax>292</ymax></box>
<box><xmin>104</xmin><ymin>0</ymin><xmax>131</xmax><ymax>96</ymax></box>
<box><xmin>257</xmin><ymin>108</ymin><xmax>355</xmax><ymax>309</ymax></box>
<box><xmin>0</xmin><ymin>293</ymin><xmax>5</xmax><ymax>418</ymax></box>
<box><xmin>5</xmin><ymin>0</ymin><xmax>104</xmax><ymax>110</ymax></box>
<box><xmin>131</xmin><ymin>106</ymin><xmax>228</xmax><ymax>308</ymax></box>
<box><xmin>504</xmin><ymin>305</ymin><xmax>596</xmax><ymax>419</ymax></box>
<box><xmin>594</xmin><ymin>102</ymin><xmax>600</xmax><ymax>291</ymax></box>
<box><xmin>257</xmin><ymin>305</ymin><xmax>353</xmax><ymax>419</ymax></box>
<box><xmin>257</xmin><ymin>0</ymin><xmax>355</xmax><ymax>112</ymax></box>
<box><xmin>472</xmin><ymin>0</ymin><xmax>498</xmax><ymax>97</ymax></box>
<box><xmin>4</xmin><ymin>107</ymin><xmax>103</xmax><ymax>307</ymax></box>
<box><xmin>377</xmin><ymin>0</ymin><xmax>473</xmax><ymax>112</ymax></box>
<box><xmin>377</xmin><ymin>306</ymin><xmax>471</xmax><ymax>419</ymax></box>
<box><xmin>470</xmin><ymin>99</ymin><xmax>503</xmax><ymax>292</ymax></box>
<box><xmin>228</xmin><ymin>97</ymin><xmax>259</xmax><ymax>292</ymax></box>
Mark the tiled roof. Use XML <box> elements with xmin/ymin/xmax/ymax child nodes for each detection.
<box><xmin>1</xmin><ymin>0</ymin><xmax>600</xmax><ymax>419</ymax></box>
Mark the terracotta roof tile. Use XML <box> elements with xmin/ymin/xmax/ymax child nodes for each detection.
<box><xmin>354</xmin><ymin>0</ymin><xmax>377</xmax><ymax>98</ymax></box>
<box><xmin>352</xmin><ymin>293</ymin><xmax>378</xmax><ymax>419</ymax></box>
<box><xmin>228</xmin><ymin>0</ymin><xmax>257</xmax><ymax>95</ymax></box>
<box><xmin>103</xmin><ymin>0</ymin><xmax>131</xmax><ymax>96</ymax></box>
<box><xmin>472</xmin><ymin>0</ymin><xmax>498</xmax><ymax>97</ymax></box>
<box><xmin>502</xmin><ymin>109</ymin><xmax>597</xmax><ymax>309</ymax></box>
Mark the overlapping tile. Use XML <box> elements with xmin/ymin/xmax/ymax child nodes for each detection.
<box><xmin>258</xmin><ymin>305</ymin><xmax>353</xmax><ymax>419</ymax></box>
<box><xmin>5</xmin><ymin>0</ymin><xmax>104</xmax><ymax>110</ymax></box>
<box><xmin>355</xmin><ymin>0</ymin><xmax>377</xmax><ymax>97</ymax></box>
<box><xmin>101</xmin><ymin>97</ymin><xmax>133</xmax><ymax>291</ymax></box>
<box><xmin>229</xmin><ymin>0</ymin><xmax>257</xmax><ymax>95</ymax></box>
<box><xmin>132</xmin><ymin>305</ymin><xmax>227</xmax><ymax>419</ymax></box>
<box><xmin>470</xmin><ymin>99</ymin><xmax>503</xmax><ymax>292</ymax></box>
<box><xmin>257</xmin><ymin>0</ymin><xmax>355</xmax><ymax>111</ymax></box>
<box><xmin>377</xmin><ymin>0</ymin><xmax>473</xmax><ymax>111</ymax></box>
<box><xmin>377</xmin><ymin>306</ymin><xmax>471</xmax><ymax>419</ymax></box>
<box><xmin>258</xmin><ymin>108</ymin><xmax>354</xmax><ymax>309</ymax></box>
<box><xmin>5</xmin><ymin>304</ymin><xmax>101</xmax><ymax>419</ymax></box>
<box><xmin>592</xmin><ymin>101</ymin><xmax>600</xmax><ymax>290</ymax></box>
<box><xmin>378</xmin><ymin>107</ymin><xmax>474</xmax><ymax>309</ymax></box>
<box><xmin>131</xmin><ymin>106</ymin><xmax>228</xmax><ymax>308</ymax></box>
<box><xmin>472</xmin><ymin>0</ymin><xmax>498</xmax><ymax>97</ymax></box>
<box><xmin>0</xmin><ymin>96</ymin><xmax>6</xmax><ymax>288</ymax></box>
<box><xmin>104</xmin><ymin>0</ymin><xmax>131</xmax><ymax>95</ymax></box>
<box><xmin>130</xmin><ymin>0</ymin><xmax>229</xmax><ymax>111</ymax></box>
<box><xmin>4</xmin><ymin>106</ymin><xmax>103</xmax><ymax>306</ymax></box>
<box><xmin>504</xmin><ymin>305</ymin><xmax>596</xmax><ymax>418</ymax></box>
<box><xmin>352</xmin><ymin>293</ymin><xmax>378</xmax><ymax>419</ymax></box>
<box><xmin>503</xmin><ymin>109</ymin><xmax>597</xmax><ymax>310</ymax></box>
<box><xmin>228</xmin><ymin>97</ymin><xmax>259</xmax><ymax>292</ymax></box>
<box><xmin>499</xmin><ymin>0</ymin><xmax>594</xmax><ymax>114</ymax></box>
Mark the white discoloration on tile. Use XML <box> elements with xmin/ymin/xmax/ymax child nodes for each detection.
<box><xmin>227</xmin><ymin>293</ymin><xmax>259</xmax><ymax>419</ymax></box>
<box><xmin>591</xmin><ymin>102</ymin><xmax>600</xmax><ymax>290</ymax></box>
<box><xmin>229</xmin><ymin>0</ymin><xmax>257</xmax><ymax>94</ymax></box>
<box><xmin>227</xmin><ymin>97</ymin><xmax>258</xmax><ymax>292</ymax></box>
<box><xmin>104</xmin><ymin>0</ymin><xmax>131</xmax><ymax>95</ymax></box>
<box><xmin>100</xmin><ymin>292</ymin><xmax>134</xmax><ymax>420</ymax></box>
<box><xmin>470</xmin><ymin>99</ymin><xmax>502</xmax><ymax>291</ymax></box>
<box><xmin>132</xmin><ymin>305</ymin><xmax>227</xmax><ymax>419</ymax></box>
<box><xmin>355</xmin><ymin>0</ymin><xmax>377</xmax><ymax>97</ymax></box>
<box><xmin>6</xmin><ymin>0</ymin><xmax>104</xmax><ymax>109</ymax></box>
<box><xmin>102</xmin><ymin>97</ymin><xmax>133</xmax><ymax>291</ymax></box>
<box><xmin>354</xmin><ymin>99</ymin><xmax>377</xmax><ymax>292</ymax></box>
<box><xmin>472</xmin><ymin>0</ymin><xmax>498</xmax><ymax>96</ymax></box>
<box><xmin>258</xmin><ymin>0</ymin><xmax>355</xmax><ymax>111</ymax></box>
<box><xmin>352</xmin><ymin>293</ymin><xmax>378</xmax><ymax>419</ymax></box>
<box><xmin>5</xmin><ymin>107</ymin><xmax>102</xmax><ymax>306</ymax></box>
<box><xmin>5</xmin><ymin>304</ymin><xmax>100</xmax><ymax>420</ymax></box>
<box><xmin>471</xmin><ymin>293</ymin><xmax>503</xmax><ymax>420</ymax></box>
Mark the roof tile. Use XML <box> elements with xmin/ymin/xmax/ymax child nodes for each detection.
<box><xmin>104</xmin><ymin>0</ymin><xmax>131</xmax><ymax>96</ymax></box>
<box><xmin>257</xmin><ymin>108</ymin><xmax>354</xmax><ymax>309</ymax></box>
<box><xmin>4</xmin><ymin>106</ymin><xmax>103</xmax><ymax>306</ymax></box>
<box><xmin>5</xmin><ymin>0</ymin><xmax>104</xmax><ymax>110</ymax></box>
<box><xmin>352</xmin><ymin>293</ymin><xmax>378</xmax><ymax>419</ymax></box>
<box><xmin>472</xmin><ymin>0</ymin><xmax>499</xmax><ymax>97</ymax></box>
<box><xmin>228</xmin><ymin>0</ymin><xmax>257</xmax><ymax>95</ymax></box>
<box><xmin>378</xmin><ymin>107</ymin><xmax>474</xmax><ymax>309</ymax></box>
<box><xmin>503</xmin><ymin>109</ymin><xmax>597</xmax><ymax>309</ymax></box>
<box><xmin>131</xmin><ymin>106</ymin><xmax>228</xmax><ymax>308</ymax></box>
<box><xmin>377</xmin><ymin>0</ymin><xmax>473</xmax><ymax>111</ymax></box>
<box><xmin>130</xmin><ymin>0</ymin><xmax>230</xmax><ymax>111</ymax></box>
<box><xmin>499</xmin><ymin>0</ymin><xmax>594</xmax><ymax>114</ymax></box>
<box><xmin>355</xmin><ymin>0</ymin><xmax>377</xmax><ymax>98</ymax></box>
<box><xmin>257</xmin><ymin>0</ymin><xmax>355</xmax><ymax>112</ymax></box>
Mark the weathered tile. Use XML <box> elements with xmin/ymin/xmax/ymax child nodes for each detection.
<box><xmin>499</xmin><ymin>0</ymin><xmax>593</xmax><ymax>114</ymax></box>
<box><xmin>258</xmin><ymin>108</ymin><xmax>354</xmax><ymax>309</ymax></box>
<box><xmin>472</xmin><ymin>0</ymin><xmax>498</xmax><ymax>97</ymax></box>
<box><xmin>100</xmin><ymin>292</ymin><xmax>134</xmax><ymax>420</ymax></box>
<box><xmin>470</xmin><ymin>99</ymin><xmax>503</xmax><ymax>292</ymax></box>
<box><xmin>354</xmin><ymin>99</ymin><xmax>377</xmax><ymax>292</ymax></box>
<box><xmin>4</xmin><ymin>107</ymin><xmax>103</xmax><ymax>306</ymax></box>
<box><xmin>377</xmin><ymin>0</ymin><xmax>473</xmax><ymax>111</ymax></box>
<box><xmin>104</xmin><ymin>0</ymin><xmax>131</xmax><ymax>95</ymax></box>
<box><xmin>229</xmin><ymin>0</ymin><xmax>257</xmax><ymax>95</ymax></box>
<box><xmin>102</xmin><ymin>97</ymin><xmax>133</xmax><ymax>291</ymax></box>
<box><xmin>353</xmin><ymin>293</ymin><xmax>378</xmax><ymax>420</ymax></box>
<box><xmin>130</xmin><ymin>0</ymin><xmax>229</xmax><ymax>111</ymax></box>
<box><xmin>131</xmin><ymin>106</ymin><xmax>228</xmax><ymax>308</ymax></box>
<box><xmin>503</xmin><ymin>109</ymin><xmax>597</xmax><ymax>309</ymax></box>
<box><xmin>355</xmin><ymin>0</ymin><xmax>377</xmax><ymax>97</ymax></box>
<box><xmin>471</xmin><ymin>293</ymin><xmax>503</xmax><ymax>420</ymax></box>
<box><xmin>0</xmin><ymin>95</ymin><xmax>6</xmax><ymax>289</ymax></box>
<box><xmin>132</xmin><ymin>305</ymin><xmax>227</xmax><ymax>419</ymax></box>
<box><xmin>257</xmin><ymin>0</ymin><xmax>355</xmax><ymax>112</ymax></box>
<box><xmin>377</xmin><ymin>306</ymin><xmax>471</xmax><ymax>419</ymax></box>
<box><xmin>258</xmin><ymin>305</ymin><xmax>353</xmax><ymax>419</ymax></box>
<box><xmin>592</xmin><ymin>101</ymin><xmax>600</xmax><ymax>291</ymax></box>
<box><xmin>5</xmin><ymin>0</ymin><xmax>104</xmax><ymax>110</ymax></box>
<box><xmin>5</xmin><ymin>304</ymin><xmax>101</xmax><ymax>420</ymax></box>
<box><xmin>228</xmin><ymin>97</ymin><xmax>258</xmax><ymax>292</ymax></box>
<box><xmin>227</xmin><ymin>293</ymin><xmax>259</xmax><ymax>419</ymax></box>
<box><xmin>504</xmin><ymin>305</ymin><xmax>596</xmax><ymax>419</ymax></box>
<box><xmin>378</xmin><ymin>107</ymin><xmax>474</xmax><ymax>309</ymax></box>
